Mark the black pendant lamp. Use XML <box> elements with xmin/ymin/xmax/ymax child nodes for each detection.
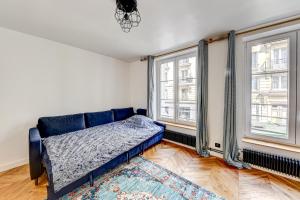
<box><xmin>115</xmin><ymin>0</ymin><xmax>141</xmax><ymax>33</ymax></box>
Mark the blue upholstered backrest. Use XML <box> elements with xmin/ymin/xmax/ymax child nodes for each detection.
<box><xmin>136</xmin><ymin>109</ymin><xmax>147</xmax><ymax>116</ymax></box>
<box><xmin>111</xmin><ymin>107</ymin><xmax>134</xmax><ymax>121</ymax></box>
<box><xmin>84</xmin><ymin>110</ymin><xmax>114</xmax><ymax>128</ymax></box>
<box><xmin>37</xmin><ymin>113</ymin><xmax>85</xmax><ymax>138</ymax></box>
<box><xmin>36</xmin><ymin>108</ymin><xmax>136</xmax><ymax>137</ymax></box>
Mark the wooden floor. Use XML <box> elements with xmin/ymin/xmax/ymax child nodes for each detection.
<box><xmin>0</xmin><ymin>141</ymin><xmax>299</xmax><ymax>200</ymax></box>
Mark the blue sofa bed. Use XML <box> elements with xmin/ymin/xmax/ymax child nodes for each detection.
<box><xmin>29</xmin><ymin>107</ymin><xmax>165</xmax><ymax>199</ymax></box>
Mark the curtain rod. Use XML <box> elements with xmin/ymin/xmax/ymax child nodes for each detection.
<box><xmin>141</xmin><ymin>15</ymin><xmax>300</xmax><ymax>61</ymax></box>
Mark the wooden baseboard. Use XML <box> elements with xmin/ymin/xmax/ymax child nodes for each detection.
<box><xmin>0</xmin><ymin>158</ymin><xmax>28</xmax><ymax>173</ymax></box>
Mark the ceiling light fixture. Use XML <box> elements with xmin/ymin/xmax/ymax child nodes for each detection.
<box><xmin>115</xmin><ymin>0</ymin><xmax>141</xmax><ymax>33</ymax></box>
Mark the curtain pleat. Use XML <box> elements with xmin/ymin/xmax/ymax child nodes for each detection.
<box><xmin>196</xmin><ymin>40</ymin><xmax>210</xmax><ymax>157</ymax></box>
<box><xmin>147</xmin><ymin>56</ymin><xmax>155</xmax><ymax>119</ymax></box>
<box><xmin>223</xmin><ymin>31</ymin><xmax>247</xmax><ymax>169</ymax></box>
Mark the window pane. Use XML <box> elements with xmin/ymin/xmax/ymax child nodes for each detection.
<box><xmin>271</xmin><ymin>76</ymin><xmax>279</xmax><ymax>89</ymax></box>
<box><xmin>177</xmin><ymin>56</ymin><xmax>197</xmax><ymax>123</ymax></box>
<box><xmin>160</xmin><ymin>62</ymin><xmax>174</xmax><ymax>81</ymax></box>
<box><xmin>159</xmin><ymin>61</ymin><xmax>175</xmax><ymax>119</ymax></box>
<box><xmin>178</xmin><ymin>57</ymin><xmax>196</xmax><ymax>79</ymax></box>
<box><xmin>251</xmin><ymin>116</ymin><xmax>287</xmax><ymax>138</ymax></box>
<box><xmin>252</xmin><ymin>39</ymin><xmax>288</xmax><ymax>74</ymax></box>
<box><xmin>160</xmin><ymin>100</ymin><xmax>174</xmax><ymax>119</ymax></box>
<box><xmin>281</xmin><ymin>75</ymin><xmax>287</xmax><ymax>89</ymax></box>
<box><xmin>160</xmin><ymin>81</ymin><xmax>174</xmax><ymax>100</ymax></box>
<box><xmin>252</xmin><ymin>76</ymin><xmax>260</xmax><ymax>91</ymax></box>
<box><xmin>250</xmin><ymin>39</ymin><xmax>289</xmax><ymax>139</ymax></box>
<box><xmin>178</xmin><ymin>84</ymin><xmax>196</xmax><ymax>101</ymax></box>
<box><xmin>178</xmin><ymin>103</ymin><xmax>196</xmax><ymax>122</ymax></box>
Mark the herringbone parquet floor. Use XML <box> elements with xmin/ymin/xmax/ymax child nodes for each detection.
<box><xmin>143</xmin><ymin>141</ymin><xmax>300</xmax><ymax>200</ymax></box>
<box><xmin>0</xmin><ymin>141</ymin><xmax>299</xmax><ymax>200</ymax></box>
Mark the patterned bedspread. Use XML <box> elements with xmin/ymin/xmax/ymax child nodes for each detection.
<box><xmin>42</xmin><ymin>115</ymin><xmax>161</xmax><ymax>192</ymax></box>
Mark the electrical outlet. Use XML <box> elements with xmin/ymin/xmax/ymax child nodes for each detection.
<box><xmin>215</xmin><ymin>143</ymin><xmax>221</xmax><ymax>148</ymax></box>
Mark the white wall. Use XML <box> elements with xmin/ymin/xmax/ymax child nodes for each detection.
<box><xmin>207</xmin><ymin>41</ymin><xmax>227</xmax><ymax>149</ymax></box>
<box><xmin>128</xmin><ymin>28</ymin><xmax>300</xmax><ymax>159</ymax></box>
<box><xmin>0</xmin><ymin>27</ymin><xmax>130</xmax><ymax>172</ymax></box>
<box><xmin>129</xmin><ymin>61</ymin><xmax>148</xmax><ymax>109</ymax></box>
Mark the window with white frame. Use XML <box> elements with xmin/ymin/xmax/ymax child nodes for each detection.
<box><xmin>246</xmin><ymin>31</ymin><xmax>299</xmax><ymax>145</ymax></box>
<box><xmin>157</xmin><ymin>52</ymin><xmax>197</xmax><ymax>125</ymax></box>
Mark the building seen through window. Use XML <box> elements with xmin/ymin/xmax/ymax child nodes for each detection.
<box><xmin>158</xmin><ymin>53</ymin><xmax>197</xmax><ymax>125</ymax></box>
<box><xmin>250</xmin><ymin>39</ymin><xmax>289</xmax><ymax>138</ymax></box>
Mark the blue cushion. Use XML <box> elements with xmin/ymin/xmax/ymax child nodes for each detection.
<box><xmin>111</xmin><ymin>107</ymin><xmax>134</xmax><ymax>121</ymax></box>
<box><xmin>37</xmin><ymin>114</ymin><xmax>85</xmax><ymax>138</ymax></box>
<box><xmin>136</xmin><ymin>108</ymin><xmax>147</xmax><ymax>116</ymax></box>
<box><xmin>84</xmin><ymin>110</ymin><xmax>114</xmax><ymax>128</ymax></box>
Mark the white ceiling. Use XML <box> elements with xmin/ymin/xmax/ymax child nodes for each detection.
<box><xmin>0</xmin><ymin>0</ymin><xmax>299</xmax><ymax>62</ymax></box>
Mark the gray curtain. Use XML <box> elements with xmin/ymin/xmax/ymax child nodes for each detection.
<box><xmin>196</xmin><ymin>40</ymin><xmax>210</xmax><ymax>157</ymax></box>
<box><xmin>147</xmin><ymin>56</ymin><xmax>155</xmax><ymax>119</ymax></box>
<box><xmin>223</xmin><ymin>31</ymin><xmax>246</xmax><ymax>169</ymax></box>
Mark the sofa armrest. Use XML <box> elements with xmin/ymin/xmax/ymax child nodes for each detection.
<box><xmin>29</xmin><ymin>128</ymin><xmax>43</xmax><ymax>180</ymax></box>
<box><xmin>154</xmin><ymin>121</ymin><xmax>166</xmax><ymax>130</ymax></box>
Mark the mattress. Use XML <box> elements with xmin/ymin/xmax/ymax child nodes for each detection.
<box><xmin>42</xmin><ymin>115</ymin><xmax>162</xmax><ymax>192</ymax></box>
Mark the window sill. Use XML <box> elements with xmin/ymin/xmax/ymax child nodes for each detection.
<box><xmin>242</xmin><ymin>137</ymin><xmax>300</xmax><ymax>153</ymax></box>
<box><xmin>158</xmin><ymin>121</ymin><xmax>197</xmax><ymax>131</ymax></box>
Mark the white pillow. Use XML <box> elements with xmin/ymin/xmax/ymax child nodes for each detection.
<box><xmin>124</xmin><ymin>115</ymin><xmax>153</xmax><ymax>128</ymax></box>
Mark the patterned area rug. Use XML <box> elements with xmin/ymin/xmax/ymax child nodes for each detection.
<box><xmin>61</xmin><ymin>157</ymin><xmax>224</xmax><ymax>200</ymax></box>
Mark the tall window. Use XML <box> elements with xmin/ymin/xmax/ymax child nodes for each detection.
<box><xmin>246</xmin><ymin>31</ymin><xmax>298</xmax><ymax>145</ymax></box>
<box><xmin>157</xmin><ymin>52</ymin><xmax>197</xmax><ymax>125</ymax></box>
